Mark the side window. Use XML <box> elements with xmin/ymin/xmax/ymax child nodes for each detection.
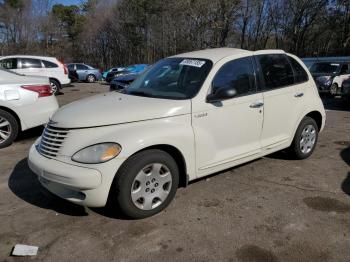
<box><xmin>257</xmin><ymin>54</ymin><xmax>294</xmax><ymax>89</ymax></box>
<box><xmin>0</xmin><ymin>58</ymin><xmax>18</xmax><ymax>69</ymax></box>
<box><xmin>42</xmin><ymin>60</ymin><xmax>58</xmax><ymax>68</ymax></box>
<box><xmin>340</xmin><ymin>64</ymin><xmax>349</xmax><ymax>74</ymax></box>
<box><xmin>21</xmin><ymin>58</ymin><xmax>42</xmax><ymax>69</ymax></box>
<box><xmin>67</xmin><ymin>64</ymin><xmax>75</xmax><ymax>71</ymax></box>
<box><xmin>288</xmin><ymin>56</ymin><xmax>309</xmax><ymax>83</ymax></box>
<box><xmin>76</xmin><ymin>64</ymin><xmax>88</xmax><ymax>70</ymax></box>
<box><xmin>212</xmin><ymin>57</ymin><xmax>256</xmax><ymax>97</ymax></box>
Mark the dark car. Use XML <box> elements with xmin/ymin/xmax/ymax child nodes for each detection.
<box><xmin>105</xmin><ymin>64</ymin><xmax>148</xmax><ymax>83</ymax></box>
<box><xmin>310</xmin><ymin>61</ymin><xmax>350</xmax><ymax>96</ymax></box>
<box><xmin>109</xmin><ymin>73</ymin><xmax>139</xmax><ymax>91</ymax></box>
<box><xmin>342</xmin><ymin>78</ymin><xmax>350</xmax><ymax>99</ymax></box>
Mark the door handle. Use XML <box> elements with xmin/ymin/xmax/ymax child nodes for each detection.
<box><xmin>249</xmin><ymin>102</ymin><xmax>264</xmax><ymax>108</ymax></box>
<box><xmin>295</xmin><ymin>92</ymin><xmax>304</xmax><ymax>98</ymax></box>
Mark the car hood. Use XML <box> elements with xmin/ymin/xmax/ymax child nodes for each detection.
<box><xmin>51</xmin><ymin>92</ymin><xmax>191</xmax><ymax>128</ymax></box>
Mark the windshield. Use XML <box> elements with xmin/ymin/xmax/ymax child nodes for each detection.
<box><xmin>124</xmin><ymin>58</ymin><xmax>213</xmax><ymax>100</ymax></box>
<box><xmin>310</xmin><ymin>62</ymin><xmax>341</xmax><ymax>74</ymax></box>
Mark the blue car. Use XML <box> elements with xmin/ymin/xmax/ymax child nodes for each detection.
<box><xmin>67</xmin><ymin>63</ymin><xmax>102</xmax><ymax>83</ymax></box>
<box><xmin>105</xmin><ymin>64</ymin><xmax>149</xmax><ymax>83</ymax></box>
<box><xmin>102</xmin><ymin>67</ymin><xmax>125</xmax><ymax>80</ymax></box>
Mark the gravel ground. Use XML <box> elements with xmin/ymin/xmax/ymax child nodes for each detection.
<box><xmin>0</xmin><ymin>83</ymin><xmax>349</xmax><ymax>262</ymax></box>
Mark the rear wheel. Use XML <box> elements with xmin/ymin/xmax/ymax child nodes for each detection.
<box><xmin>288</xmin><ymin>117</ymin><xmax>318</xmax><ymax>159</ymax></box>
<box><xmin>0</xmin><ymin>110</ymin><xmax>19</xmax><ymax>149</ymax></box>
<box><xmin>49</xmin><ymin>79</ymin><xmax>61</xmax><ymax>95</ymax></box>
<box><xmin>86</xmin><ymin>74</ymin><xmax>96</xmax><ymax>83</ymax></box>
<box><xmin>113</xmin><ymin>149</ymin><xmax>179</xmax><ymax>219</ymax></box>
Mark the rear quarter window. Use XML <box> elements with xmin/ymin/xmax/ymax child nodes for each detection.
<box><xmin>288</xmin><ymin>56</ymin><xmax>309</xmax><ymax>83</ymax></box>
<box><xmin>42</xmin><ymin>60</ymin><xmax>58</xmax><ymax>68</ymax></box>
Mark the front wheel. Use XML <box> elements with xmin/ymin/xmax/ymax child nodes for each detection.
<box><xmin>288</xmin><ymin>117</ymin><xmax>318</xmax><ymax>159</ymax></box>
<box><xmin>113</xmin><ymin>149</ymin><xmax>179</xmax><ymax>219</ymax></box>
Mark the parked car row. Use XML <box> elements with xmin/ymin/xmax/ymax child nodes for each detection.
<box><xmin>307</xmin><ymin>60</ymin><xmax>350</xmax><ymax>97</ymax></box>
<box><xmin>0</xmin><ymin>55</ymin><xmax>70</xmax><ymax>95</ymax></box>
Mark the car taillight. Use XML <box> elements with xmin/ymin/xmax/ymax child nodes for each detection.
<box><xmin>58</xmin><ymin>59</ymin><xmax>68</xmax><ymax>75</ymax></box>
<box><xmin>21</xmin><ymin>85</ymin><xmax>52</xmax><ymax>97</ymax></box>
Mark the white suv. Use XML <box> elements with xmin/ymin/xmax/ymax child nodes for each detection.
<box><xmin>28</xmin><ymin>48</ymin><xmax>326</xmax><ymax>218</ymax></box>
<box><xmin>0</xmin><ymin>55</ymin><xmax>71</xmax><ymax>95</ymax></box>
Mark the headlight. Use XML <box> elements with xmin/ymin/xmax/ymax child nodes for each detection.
<box><xmin>324</xmin><ymin>79</ymin><xmax>332</xmax><ymax>86</ymax></box>
<box><xmin>72</xmin><ymin>143</ymin><xmax>121</xmax><ymax>164</ymax></box>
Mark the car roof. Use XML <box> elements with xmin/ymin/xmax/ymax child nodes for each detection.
<box><xmin>0</xmin><ymin>55</ymin><xmax>57</xmax><ymax>61</ymax></box>
<box><xmin>171</xmin><ymin>48</ymin><xmax>286</xmax><ymax>63</ymax></box>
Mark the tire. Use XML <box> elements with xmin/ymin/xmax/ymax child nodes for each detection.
<box><xmin>0</xmin><ymin>110</ymin><xmax>19</xmax><ymax>149</ymax></box>
<box><xmin>49</xmin><ymin>79</ymin><xmax>61</xmax><ymax>96</ymax></box>
<box><xmin>329</xmin><ymin>83</ymin><xmax>338</xmax><ymax>96</ymax></box>
<box><xmin>113</xmin><ymin>149</ymin><xmax>179</xmax><ymax>219</ymax></box>
<box><xmin>86</xmin><ymin>74</ymin><xmax>96</xmax><ymax>83</ymax></box>
<box><xmin>288</xmin><ymin>117</ymin><xmax>318</xmax><ymax>160</ymax></box>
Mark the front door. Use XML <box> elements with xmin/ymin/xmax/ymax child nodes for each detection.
<box><xmin>192</xmin><ymin>56</ymin><xmax>263</xmax><ymax>177</ymax></box>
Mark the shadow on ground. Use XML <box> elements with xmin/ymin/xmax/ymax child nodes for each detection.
<box><xmin>341</xmin><ymin>146</ymin><xmax>350</xmax><ymax>196</ymax></box>
<box><xmin>322</xmin><ymin>96</ymin><xmax>350</xmax><ymax>112</ymax></box>
<box><xmin>15</xmin><ymin>126</ymin><xmax>44</xmax><ymax>142</ymax></box>
<box><xmin>8</xmin><ymin>158</ymin><xmax>88</xmax><ymax>216</ymax></box>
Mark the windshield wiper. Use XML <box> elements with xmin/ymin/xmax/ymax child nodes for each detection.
<box><xmin>128</xmin><ymin>90</ymin><xmax>152</xmax><ymax>97</ymax></box>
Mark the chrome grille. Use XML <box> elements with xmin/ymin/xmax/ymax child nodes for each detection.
<box><xmin>37</xmin><ymin>125</ymin><xmax>70</xmax><ymax>158</ymax></box>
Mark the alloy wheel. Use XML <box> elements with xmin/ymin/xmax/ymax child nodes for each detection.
<box><xmin>0</xmin><ymin>116</ymin><xmax>11</xmax><ymax>144</ymax></box>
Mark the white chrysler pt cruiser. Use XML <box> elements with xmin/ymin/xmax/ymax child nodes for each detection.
<box><xmin>28</xmin><ymin>48</ymin><xmax>326</xmax><ymax>218</ymax></box>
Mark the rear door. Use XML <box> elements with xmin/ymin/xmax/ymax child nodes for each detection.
<box><xmin>255</xmin><ymin>54</ymin><xmax>300</xmax><ymax>149</ymax></box>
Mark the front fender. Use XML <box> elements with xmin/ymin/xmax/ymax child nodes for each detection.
<box><xmin>58</xmin><ymin>114</ymin><xmax>196</xmax><ymax>180</ymax></box>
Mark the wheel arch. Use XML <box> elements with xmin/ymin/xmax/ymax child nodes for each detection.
<box><xmin>128</xmin><ymin>144</ymin><xmax>188</xmax><ymax>188</ymax></box>
<box><xmin>0</xmin><ymin>106</ymin><xmax>22</xmax><ymax>131</ymax></box>
<box><xmin>305</xmin><ymin>110</ymin><xmax>323</xmax><ymax>131</ymax></box>
<box><xmin>49</xmin><ymin>77</ymin><xmax>61</xmax><ymax>87</ymax></box>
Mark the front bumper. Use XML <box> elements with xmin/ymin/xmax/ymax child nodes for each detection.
<box><xmin>28</xmin><ymin>143</ymin><xmax>123</xmax><ymax>207</ymax></box>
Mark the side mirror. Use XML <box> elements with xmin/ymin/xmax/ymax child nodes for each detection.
<box><xmin>206</xmin><ymin>86</ymin><xmax>237</xmax><ymax>103</ymax></box>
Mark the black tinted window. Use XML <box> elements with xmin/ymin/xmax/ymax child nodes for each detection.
<box><xmin>288</xmin><ymin>56</ymin><xmax>308</xmax><ymax>83</ymax></box>
<box><xmin>258</xmin><ymin>54</ymin><xmax>294</xmax><ymax>89</ymax></box>
<box><xmin>21</xmin><ymin>58</ymin><xmax>42</xmax><ymax>69</ymax></box>
<box><xmin>42</xmin><ymin>60</ymin><xmax>58</xmax><ymax>68</ymax></box>
<box><xmin>76</xmin><ymin>64</ymin><xmax>88</xmax><ymax>70</ymax></box>
<box><xmin>0</xmin><ymin>58</ymin><xmax>18</xmax><ymax>69</ymax></box>
<box><xmin>67</xmin><ymin>64</ymin><xmax>75</xmax><ymax>70</ymax></box>
<box><xmin>341</xmin><ymin>64</ymin><xmax>349</xmax><ymax>74</ymax></box>
<box><xmin>212</xmin><ymin>57</ymin><xmax>256</xmax><ymax>96</ymax></box>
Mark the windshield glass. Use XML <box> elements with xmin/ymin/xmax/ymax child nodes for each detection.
<box><xmin>124</xmin><ymin>58</ymin><xmax>213</xmax><ymax>100</ymax></box>
<box><xmin>310</xmin><ymin>62</ymin><xmax>341</xmax><ymax>74</ymax></box>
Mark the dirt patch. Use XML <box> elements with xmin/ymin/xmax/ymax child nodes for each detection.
<box><xmin>236</xmin><ymin>245</ymin><xmax>278</xmax><ymax>262</ymax></box>
<box><xmin>303</xmin><ymin>197</ymin><xmax>350</xmax><ymax>213</ymax></box>
<box><xmin>334</xmin><ymin>141</ymin><xmax>350</xmax><ymax>146</ymax></box>
<box><xmin>199</xmin><ymin>198</ymin><xmax>221</xmax><ymax>207</ymax></box>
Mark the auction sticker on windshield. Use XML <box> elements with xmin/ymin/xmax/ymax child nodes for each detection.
<box><xmin>180</xmin><ymin>59</ymin><xmax>206</xmax><ymax>68</ymax></box>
